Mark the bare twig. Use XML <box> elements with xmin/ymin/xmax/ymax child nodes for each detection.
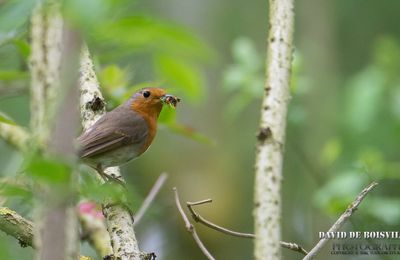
<box><xmin>173</xmin><ymin>187</ymin><xmax>215</xmax><ymax>260</ymax></box>
<box><xmin>187</xmin><ymin>199</ymin><xmax>254</xmax><ymax>238</ymax></box>
<box><xmin>303</xmin><ymin>182</ymin><xmax>378</xmax><ymax>260</ymax></box>
<box><xmin>134</xmin><ymin>173</ymin><xmax>168</xmax><ymax>226</ymax></box>
<box><xmin>187</xmin><ymin>199</ymin><xmax>308</xmax><ymax>255</ymax></box>
<box><xmin>175</xmin><ymin>189</ymin><xmax>307</xmax><ymax>257</ymax></box>
<box><xmin>280</xmin><ymin>242</ymin><xmax>309</xmax><ymax>256</ymax></box>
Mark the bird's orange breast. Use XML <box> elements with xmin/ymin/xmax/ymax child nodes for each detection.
<box><xmin>130</xmin><ymin>102</ymin><xmax>160</xmax><ymax>155</ymax></box>
<box><xmin>138</xmin><ymin>114</ymin><xmax>157</xmax><ymax>155</ymax></box>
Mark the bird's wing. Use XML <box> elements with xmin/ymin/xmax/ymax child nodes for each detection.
<box><xmin>78</xmin><ymin>107</ymin><xmax>148</xmax><ymax>158</ymax></box>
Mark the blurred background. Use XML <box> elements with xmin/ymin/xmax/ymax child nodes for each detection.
<box><xmin>0</xmin><ymin>0</ymin><xmax>400</xmax><ymax>259</ymax></box>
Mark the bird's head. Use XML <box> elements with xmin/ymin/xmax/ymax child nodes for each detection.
<box><xmin>130</xmin><ymin>87</ymin><xmax>180</xmax><ymax>119</ymax></box>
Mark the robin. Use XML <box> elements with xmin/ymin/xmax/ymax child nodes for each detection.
<box><xmin>78</xmin><ymin>87</ymin><xmax>180</xmax><ymax>182</ymax></box>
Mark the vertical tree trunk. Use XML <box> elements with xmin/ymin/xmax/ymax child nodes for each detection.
<box><xmin>79</xmin><ymin>46</ymin><xmax>142</xmax><ymax>260</ymax></box>
<box><xmin>253</xmin><ymin>0</ymin><xmax>295</xmax><ymax>259</ymax></box>
<box><xmin>30</xmin><ymin>0</ymin><xmax>63</xmax><ymax>146</ymax></box>
<box><xmin>30</xmin><ymin>1</ymin><xmax>80</xmax><ymax>259</ymax></box>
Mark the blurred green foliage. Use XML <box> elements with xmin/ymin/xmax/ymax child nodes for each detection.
<box><xmin>222</xmin><ymin>37</ymin><xmax>263</xmax><ymax>120</ymax></box>
<box><xmin>0</xmin><ymin>183</ymin><xmax>31</xmax><ymax>199</ymax></box>
<box><xmin>0</xmin><ymin>112</ymin><xmax>16</xmax><ymax>125</ymax></box>
<box><xmin>79</xmin><ymin>168</ymin><xmax>136</xmax><ymax>206</ymax></box>
<box><xmin>313</xmin><ymin>36</ymin><xmax>400</xmax><ymax>225</ymax></box>
<box><xmin>222</xmin><ymin>37</ymin><xmax>304</xmax><ymax>121</ymax></box>
<box><xmin>222</xmin><ymin>32</ymin><xmax>400</xmax><ymax>259</ymax></box>
<box><xmin>26</xmin><ymin>155</ymin><xmax>72</xmax><ymax>184</ymax></box>
<box><xmin>0</xmin><ymin>0</ymin><xmax>212</xmax><ymax>113</ymax></box>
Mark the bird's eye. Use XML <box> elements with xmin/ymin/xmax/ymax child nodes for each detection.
<box><xmin>143</xmin><ymin>91</ymin><xmax>151</xmax><ymax>98</ymax></box>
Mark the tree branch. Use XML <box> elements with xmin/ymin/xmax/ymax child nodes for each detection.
<box><xmin>303</xmin><ymin>182</ymin><xmax>378</xmax><ymax>260</ymax></box>
<box><xmin>173</xmin><ymin>187</ymin><xmax>215</xmax><ymax>260</ymax></box>
<box><xmin>134</xmin><ymin>173</ymin><xmax>168</xmax><ymax>226</ymax></box>
<box><xmin>0</xmin><ymin>207</ymin><xmax>34</xmax><ymax>248</ymax></box>
<box><xmin>186</xmin><ymin>199</ymin><xmax>308</xmax><ymax>255</ymax></box>
<box><xmin>78</xmin><ymin>171</ymin><xmax>167</xmax><ymax>259</ymax></box>
<box><xmin>79</xmin><ymin>45</ymin><xmax>142</xmax><ymax>260</ymax></box>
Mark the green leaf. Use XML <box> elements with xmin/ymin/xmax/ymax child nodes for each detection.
<box><xmin>0</xmin><ymin>70</ymin><xmax>28</xmax><ymax>81</ymax></box>
<box><xmin>13</xmin><ymin>39</ymin><xmax>30</xmax><ymax>59</ymax></box>
<box><xmin>232</xmin><ymin>37</ymin><xmax>261</xmax><ymax>71</ymax></box>
<box><xmin>222</xmin><ymin>37</ymin><xmax>265</xmax><ymax>119</ymax></box>
<box><xmin>79</xmin><ymin>174</ymin><xmax>129</xmax><ymax>204</ymax></box>
<box><xmin>0</xmin><ymin>112</ymin><xmax>16</xmax><ymax>125</ymax></box>
<box><xmin>0</xmin><ymin>183</ymin><xmax>31</xmax><ymax>199</ymax></box>
<box><xmin>373</xmin><ymin>36</ymin><xmax>400</xmax><ymax>80</ymax></box>
<box><xmin>100</xmin><ymin>65</ymin><xmax>129</xmax><ymax>89</ymax></box>
<box><xmin>155</xmin><ymin>54</ymin><xmax>204</xmax><ymax>102</ymax></box>
<box><xmin>290</xmin><ymin>51</ymin><xmax>306</xmax><ymax>94</ymax></box>
<box><xmin>26</xmin><ymin>156</ymin><xmax>71</xmax><ymax>183</ymax></box>
<box><xmin>320</xmin><ymin>137</ymin><xmax>342</xmax><ymax>166</ymax></box>
<box><xmin>365</xmin><ymin>197</ymin><xmax>400</xmax><ymax>225</ymax></box>
<box><xmin>344</xmin><ymin>67</ymin><xmax>385</xmax><ymax>133</ymax></box>
<box><xmin>223</xmin><ymin>37</ymin><xmax>263</xmax><ymax>93</ymax></box>
<box><xmin>356</xmin><ymin>147</ymin><xmax>385</xmax><ymax>175</ymax></box>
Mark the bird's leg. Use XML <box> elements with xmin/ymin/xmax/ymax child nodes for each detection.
<box><xmin>96</xmin><ymin>164</ymin><xmax>126</xmax><ymax>188</ymax></box>
<box><xmin>95</xmin><ymin>164</ymin><xmax>109</xmax><ymax>182</ymax></box>
<box><xmin>96</xmin><ymin>164</ymin><xmax>135</xmax><ymax>223</ymax></box>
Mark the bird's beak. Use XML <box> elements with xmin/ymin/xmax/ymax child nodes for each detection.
<box><xmin>161</xmin><ymin>94</ymin><xmax>181</xmax><ymax>108</ymax></box>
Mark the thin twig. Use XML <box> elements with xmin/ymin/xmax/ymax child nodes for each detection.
<box><xmin>134</xmin><ymin>173</ymin><xmax>168</xmax><ymax>226</ymax></box>
<box><xmin>187</xmin><ymin>199</ymin><xmax>308</xmax><ymax>255</ymax></box>
<box><xmin>303</xmin><ymin>181</ymin><xmax>378</xmax><ymax>260</ymax></box>
<box><xmin>187</xmin><ymin>199</ymin><xmax>212</xmax><ymax>206</ymax></box>
<box><xmin>187</xmin><ymin>200</ymin><xmax>254</xmax><ymax>239</ymax></box>
<box><xmin>173</xmin><ymin>187</ymin><xmax>215</xmax><ymax>260</ymax></box>
<box><xmin>280</xmin><ymin>241</ymin><xmax>309</xmax><ymax>256</ymax></box>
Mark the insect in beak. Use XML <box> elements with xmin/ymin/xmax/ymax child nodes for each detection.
<box><xmin>161</xmin><ymin>94</ymin><xmax>181</xmax><ymax>108</ymax></box>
